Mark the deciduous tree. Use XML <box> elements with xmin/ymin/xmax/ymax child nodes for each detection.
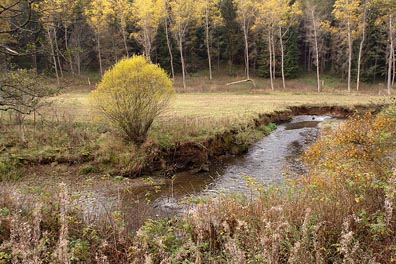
<box><xmin>232</xmin><ymin>0</ymin><xmax>257</xmax><ymax>80</ymax></box>
<box><xmin>108</xmin><ymin>0</ymin><xmax>132</xmax><ymax>57</ymax></box>
<box><xmin>131</xmin><ymin>0</ymin><xmax>163</xmax><ymax>61</ymax></box>
<box><xmin>91</xmin><ymin>56</ymin><xmax>175</xmax><ymax>145</ymax></box>
<box><xmin>84</xmin><ymin>0</ymin><xmax>111</xmax><ymax>76</ymax></box>
<box><xmin>333</xmin><ymin>0</ymin><xmax>361</xmax><ymax>93</ymax></box>
<box><xmin>199</xmin><ymin>0</ymin><xmax>223</xmax><ymax>80</ymax></box>
<box><xmin>168</xmin><ymin>0</ymin><xmax>200</xmax><ymax>89</ymax></box>
<box><xmin>303</xmin><ymin>0</ymin><xmax>330</xmax><ymax>92</ymax></box>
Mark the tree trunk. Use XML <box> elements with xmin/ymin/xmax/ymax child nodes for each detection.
<box><xmin>47</xmin><ymin>27</ymin><xmax>60</xmax><ymax>86</ymax></box>
<box><xmin>242</xmin><ymin>17</ymin><xmax>250</xmax><ymax>79</ymax></box>
<box><xmin>393</xmin><ymin>45</ymin><xmax>395</xmax><ymax>86</ymax></box>
<box><xmin>32</xmin><ymin>44</ymin><xmax>38</xmax><ymax>75</ymax></box>
<box><xmin>312</xmin><ymin>10</ymin><xmax>321</xmax><ymax>93</ymax></box>
<box><xmin>179</xmin><ymin>37</ymin><xmax>187</xmax><ymax>90</ymax></box>
<box><xmin>53</xmin><ymin>27</ymin><xmax>63</xmax><ymax>78</ymax></box>
<box><xmin>64</xmin><ymin>23</ymin><xmax>74</xmax><ymax>75</ymax></box>
<box><xmin>205</xmin><ymin>11</ymin><xmax>213</xmax><ymax>80</ymax></box>
<box><xmin>121</xmin><ymin>18</ymin><xmax>129</xmax><ymax>57</ymax></box>
<box><xmin>97</xmin><ymin>31</ymin><xmax>103</xmax><ymax>76</ymax></box>
<box><xmin>388</xmin><ymin>14</ymin><xmax>393</xmax><ymax>95</ymax></box>
<box><xmin>279</xmin><ymin>26</ymin><xmax>286</xmax><ymax>89</ymax></box>
<box><xmin>272</xmin><ymin>30</ymin><xmax>276</xmax><ymax>80</ymax></box>
<box><xmin>356</xmin><ymin>1</ymin><xmax>367</xmax><ymax>91</ymax></box>
<box><xmin>268</xmin><ymin>30</ymin><xmax>274</xmax><ymax>91</ymax></box>
<box><xmin>165</xmin><ymin>17</ymin><xmax>175</xmax><ymax>79</ymax></box>
<box><xmin>76</xmin><ymin>36</ymin><xmax>81</xmax><ymax>75</ymax></box>
<box><xmin>144</xmin><ymin>30</ymin><xmax>151</xmax><ymax>61</ymax></box>
<box><xmin>347</xmin><ymin>16</ymin><xmax>352</xmax><ymax>93</ymax></box>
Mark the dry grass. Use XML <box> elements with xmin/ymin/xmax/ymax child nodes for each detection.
<box><xmin>47</xmin><ymin>91</ymin><xmax>386</xmax><ymax>123</ymax></box>
<box><xmin>42</xmin><ymin>89</ymin><xmax>387</xmax><ymax>145</ymax></box>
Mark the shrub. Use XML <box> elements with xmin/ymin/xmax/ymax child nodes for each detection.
<box><xmin>0</xmin><ymin>69</ymin><xmax>57</xmax><ymax>115</ymax></box>
<box><xmin>91</xmin><ymin>56</ymin><xmax>175</xmax><ymax>145</ymax></box>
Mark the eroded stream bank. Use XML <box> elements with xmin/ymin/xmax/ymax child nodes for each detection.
<box><xmin>143</xmin><ymin>104</ymin><xmax>382</xmax><ymax>177</ymax></box>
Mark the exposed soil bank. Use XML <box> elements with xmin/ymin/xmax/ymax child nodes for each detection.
<box><xmin>17</xmin><ymin>104</ymin><xmax>384</xmax><ymax>177</ymax></box>
<box><xmin>142</xmin><ymin>104</ymin><xmax>384</xmax><ymax>176</ymax></box>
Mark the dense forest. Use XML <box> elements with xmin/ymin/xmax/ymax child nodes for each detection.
<box><xmin>1</xmin><ymin>0</ymin><xmax>396</xmax><ymax>93</ymax></box>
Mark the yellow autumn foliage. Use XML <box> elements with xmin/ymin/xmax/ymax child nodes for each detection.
<box><xmin>302</xmin><ymin>110</ymin><xmax>396</xmax><ymax>201</ymax></box>
<box><xmin>91</xmin><ymin>56</ymin><xmax>174</xmax><ymax>145</ymax></box>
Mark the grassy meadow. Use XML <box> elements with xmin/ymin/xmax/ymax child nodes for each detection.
<box><xmin>47</xmin><ymin>87</ymin><xmax>385</xmax><ymax>143</ymax></box>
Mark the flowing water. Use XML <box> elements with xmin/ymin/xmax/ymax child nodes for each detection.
<box><xmin>100</xmin><ymin>115</ymin><xmax>334</xmax><ymax>228</ymax></box>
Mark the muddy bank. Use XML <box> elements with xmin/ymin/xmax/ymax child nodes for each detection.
<box><xmin>142</xmin><ymin>104</ymin><xmax>384</xmax><ymax>176</ymax></box>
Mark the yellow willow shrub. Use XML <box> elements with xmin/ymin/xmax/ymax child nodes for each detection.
<box><xmin>91</xmin><ymin>56</ymin><xmax>174</xmax><ymax>145</ymax></box>
<box><xmin>303</xmin><ymin>110</ymin><xmax>396</xmax><ymax>199</ymax></box>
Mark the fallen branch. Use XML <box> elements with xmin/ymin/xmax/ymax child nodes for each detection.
<box><xmin>226</xmin><ymin>79</ymin><xmax>256</xmax><ymax>88</ymax></box>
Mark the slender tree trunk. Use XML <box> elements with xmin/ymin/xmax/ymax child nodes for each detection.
<box><xmin>122</xmin><ymin>31</ymin><xmax>129</xmax><ymax>57</ymax></box>
<box><xmin>64</xmin><ymin>23</ymin><xmax>74</xmax><ymax>75</ymax></box>
<box><xmin>165</xmin><ymin>17</ymin><xmax>175</xmax><ymax>79</ymax></box>
<box><xmin>121</xmin><ymin>18</ymin><xmax>129</xmax><ymax>57</ymax></box>
<box><xmin>388</xmin><ymin>14</ymin><xmax>393</xmax><ymax>95</ymax></box>
<box><xmin>393</xmin><ymin>46</ymin><xmax>395</xmax><ymax>86</ymax></box>
<box><xmin>312</xmin><ymin>10</ymin><xmax>321</xmax><ymax>93</ymax></box>
<box><xmin>347</xmin><ymin>16</ymin><xmax>352</xmax><ymax>93</ymax></box>
<box><xmin>356</xmin><ymin>1</ymin><xmax>367</xmax><ymax>91</ymax></box>
<box><xmin>47</xmin><ymin>27</ymin><xmax>60</xmax><ymax>86</ymax></box>
<box><xmin>143</xmin><ymin>30</ymin><xmax>151</xmax><ymax>61</ymax></box>
<box><xmin>205</xmin><ymin>11</ymin><xmax>212</xmax><ymax>80</ymax></box>
<box><xmin>217</xmin><ymin>40</ymin><xmax>220</xmax><ymax>72</ymax></box>
<box><xmin>279</xmin><ymin>26</ymin><xmax>286</xmax><ymax>89</ymax></box>
<box><xmin>96</xmin><ymin>31</ymin><xmax>103</xmax><ymax>76</ymax></box>
<box><xmin>307</xmin><ymin>47</ymin><xmax>312</xmax><ymax>73</ymax></box>
<box><xmin>77</xmin><ymin>35</ymin><xmax>81</xmax><ymax>75</ymax></box>
<box><xmin>268</xmin><ymin>30</ymin><xmax>274</xmax><ymax>91</ymax></box>
<box><xmin>77</xmin><ymin>51</ymin><xmax>81</xmax><ymax>75</ymax></box>
<box><xmin>272</xmin><ymin>29</ymin><xmax>276</xmax><ymax>80</ymax></box>
<box><xmin>32</xmin><ymin>44</ymin><xmax>38</xmax><ymax>75</ymax></box>
<box><xmin>53</xmin><ymin>27</ymin><xmax>63</xmax><ymax>78</ymax></box>
<box><xmin>179</xmin><ymin>37</ymin><xmax>187</xmax><ymax>90</ymax></box>
<box><xmin>242</xmin><ymin>17</ymin><xmax>250</xmax><ymax>79</ymax></box>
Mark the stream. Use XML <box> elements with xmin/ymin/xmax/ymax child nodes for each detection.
<box><xmin>90</xmin><ymin>115</ymin><xmax>334</xmax><ymax>229</ymax></box>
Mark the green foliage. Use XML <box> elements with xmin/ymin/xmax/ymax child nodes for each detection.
<box><xmin>78</xmin><ymin>164</ymin><xmax>98</xmax><ymax>175</ymax></box>
<box><xmin>0</xmin><ymin>158</ymin><xmax>21</xmax><ymax>182</ymax></box>
<box><xmin>154</xmin><ymin>24</ymin><xmax>181</xmax><ymax>74</ymax></box>
<box><xmin>284</xmin><ymin>27</ymin><xmax>300</xmax><ymax>79</ymax></box>
<box><xmin>256</xmin><ymin>39</ymin><xmax>270</xmax><ymax>78</ymax></box>
<box><xmin>0</xmin><ymin>207</ymin><xmax>9</xmax><ymax>217</ymax></box>
<box><xmin>69</xmin><ymin>239</ymin><xmax>90</xmax><ymax>262</ymax></box>
<box><xmin>135</xmin><ymin>219</ymin><xmax>183</xmax><ymax>261</ymax></box>
<box><xmin>91</xmin><ymin>56</ymin><xmax>175</xmax><ymax>145</ymax></box>
<box><xmin>0</xmin><ymin>252</ymin><xmax>11</xmax><ymax>264</ymax></box>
